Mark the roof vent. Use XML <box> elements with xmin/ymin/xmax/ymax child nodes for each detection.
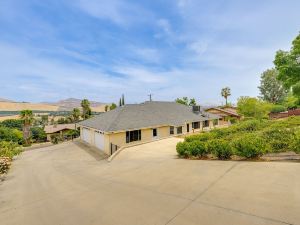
<box><xmin>192</xmin><ymin>105</ymin><xmax>201</xmax><ymax>113</ymax></box>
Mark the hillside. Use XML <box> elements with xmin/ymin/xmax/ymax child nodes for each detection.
<box><xmin>0</xmin><ymin>101</ymin><xmax>59</xmax><ymax>111</ymax></box>
<box><xmin>44</xmin><ymin>98</ymin><xmax>106</xmax><ymax>111</ymax></box>
<box><xmin>0</xmin><ymin>98</ymin><xmax>107</xmax><ymax>112</ymax></box>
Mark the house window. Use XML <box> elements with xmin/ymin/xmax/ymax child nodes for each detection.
<box><xmin>126</xmin><ymin>130</ymin><xmax>141</xmax><ymax>143</ymax></box>
<box><xmin>187</xmin><ymin>124</ymin><xmax>190</xmax><ymax>133</ymax></box>
<box><xmin>177</xmin><ymin>126</ymin><xmax>182</xmax><ymax>134</ymax></box>
<box><xmin>153</xmin><ymin>128</ymin><xmax>157</xmax><ymax>137</ymax></box>
<box><xmin>170</xmin><ymin>126</ymin><xmax>174</xmax><ymax>135</ymax></box>
<box><xmin>204</xmin><ymin>120</ymin><xmax>210</xmax><ymax>127</ymax></box>
<box><xmin>192</xmin><ymin>122</ymin><xmax>200</xmax><ymax>129</ymax></box>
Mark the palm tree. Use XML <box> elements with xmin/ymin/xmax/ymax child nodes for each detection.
<box><xmin>221</xmin><ymin>87</ymin><xmax>231</xmax><ymax>105</ymax></box>
<box><xmin>72</xmin><ymin>108</ymin><xmax>81</xmax><ymax>122</ymax></box>
<box><xmin>81</xmin><ymin>99</ymin><xmax>91</xmax><ymax>119</ymax></box>
<box><xmin>20</xmin><ymin>110</ymin><xmax>34</xmax><ymax>145</ymax></box>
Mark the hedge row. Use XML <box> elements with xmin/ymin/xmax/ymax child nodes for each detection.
<box><xmin>177</xmin><ymin>117</ymin><xmax>300</xmax><ymax>159</ymax></box>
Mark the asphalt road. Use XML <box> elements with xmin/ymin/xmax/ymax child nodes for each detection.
<box><xmin>1</xmin><ymin>138</ymin><xmax>299</xmax><ymax>225</ymax></box>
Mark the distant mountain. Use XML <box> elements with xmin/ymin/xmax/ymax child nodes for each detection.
<box><xmin>0</xmin><ymin>97</ymin><xmax>13</xmax><ymax>102</ymax></box>
<box><xmin>43</xmin><ymin>98</ymin><xmax>107</xmax><ymax>111</ymax></box>
<box><xmin>0</xmin><ymin>97</ymin><xmax>107</xmax><ymax>112</ymax></box>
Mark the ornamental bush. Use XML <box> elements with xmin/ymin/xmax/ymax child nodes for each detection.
<box><xmin>188</xmin><ymin>141</ymin><xmax>208</xmax><ymax>157</ymax></box>
<box><xmin>236</xmin><ymin>120</ymin><xmax>266</xmax><ymax>132</ymax></box>
<box><xmin>290</xmin><ymin>130</ymin><xmax>300</xmax><ymax>154</ymax></box>
<box><xmin>0</xmin><ymin>141</ymin><xmax>22</xmax><ymax>159</ymax></box>
<box><xmin>233</xmin><ymin>134</ymin><xmax>268</xmax><ymax>159</ymax></box>
<box><xmin>261</xmin><ymin>127</ymin><xmax>295</xmax><ymax>152</ymax></box>
<box><xmin>176</xmin><ymin>142</ymin><xmax>190</xmax><ymax>158</ymax></box>
<box><xmin>185</xmin><ymin>132</ymin><xmax>215</xmax><ymax>142</ymax></box>
<box><xmin>177</xmin><ymin>141</ymin><xmax>208</xmax><ymax>158</ymax></box>
<box><xmin>207</xmin><ymin>139</ymin><xmax>233</xmax><ymax>160</ymax></box>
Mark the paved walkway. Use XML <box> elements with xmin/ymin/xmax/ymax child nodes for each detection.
<box><xmin>0</xmin><ymin>138</ymin><xmax>299</xmax><ymax>225</ymax></box>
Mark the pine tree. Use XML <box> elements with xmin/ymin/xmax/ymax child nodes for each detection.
<box><xmin>119</xmin><ymin>98</ymin><xmax>122</xmax><ymax>106</ymax></box>
<box><xmin>122</xmin><ymin>94</ymin><xmax>125</xmax><ymax>105</ymax></box>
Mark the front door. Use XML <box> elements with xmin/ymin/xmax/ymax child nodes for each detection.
<box><xmin>187</xmin><ymin>124</ymin><xmax>190</xmax><ymax>133</ymax></box>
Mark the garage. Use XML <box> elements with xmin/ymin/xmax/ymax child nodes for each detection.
<box><xmin>94</xmin><ymin>131</ymin><xmax>105</xmax><ymax>151</ymax></box>
<box><xmin>82</xmin><ymin>128</ymin><xmax>91</xmax><ymax>143</ymax></box>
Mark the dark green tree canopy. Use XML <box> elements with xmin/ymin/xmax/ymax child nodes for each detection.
<box><xmin>274</xmin><ymin>32</ymin><xmax>300</xmax><ymax>88</ymax></box>
<box><xmin>175</xmin><ymin>97</ymin><xmax>197</xmax><ymax>106</ymax></box>
<box><xmin>258</xmin><ymin>68</ymin><xmax>286</xmax><ymax>103</ymax></box>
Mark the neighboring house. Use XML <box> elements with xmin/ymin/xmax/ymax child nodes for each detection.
<box><xmin>78</xmin><ymin>101</ymin><xmax>220</xmax><ymax>155</ymax></box>
<box><xmin>44</xmin><ymin>124</ymin><xmax>76</xmax><ymax>141</ymax></box>
<box><xmin>205</xmin><ymin>107</ymin><xmax>241</xmax><ymax>125</ymax></box>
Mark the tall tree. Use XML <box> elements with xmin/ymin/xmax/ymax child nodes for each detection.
<box><xmin>72</xmin><ymin>108</ymin><xmax>81</xmax><ymax>122</ymax></box>
<box><xmin>237</xmin><ymin>97</ymin><xmax>272</xmax><ymax>119</ymax></box>
<box><xmin>175</xmin><ymin>97</ymin><xmax>189</xmax><ymax>105</ymax></box>
<box><xmin>274</xmin><ymin>33</ymin><xmax>300</xmax><ymax>89</ymax></box>
<box><xmin>119</xmin><ymin>98</ymin><xmax>122</xmax><ymax>107</ymax></box>
<box><xmin>122</xmin><ymin>94</ymin><xmax>125</xmax><ymax>105</ymax></box>
<box><xmin>189</xmin><ymin>98</ymin><xmax>197</xmax><ymax>106</ymax></box>
<box><xmin>221</xmin><ymin>87</ymin><xmax>231</xmax><ymax>105</ymax></box>
<box><xmin>258</xmin><ymin>69</ymin><xmax>286</xmax><ymax>103</ymax></box>
<box><xmin>81</xmin><ymin>99</ymin><xmax>91</xmax><ymax>120</ymax></box>
<box><xmin>20</xmin><ymin>110</ymin><xmax>34</xmax><ymax>145</ymax></box>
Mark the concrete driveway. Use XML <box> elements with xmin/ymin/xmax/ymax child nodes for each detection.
<box><xmin>0</xmin><ymin>138</ymin><xmax>300</xmax><ymax>225</ymax></box>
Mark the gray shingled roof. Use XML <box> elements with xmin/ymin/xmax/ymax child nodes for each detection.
<box><xmin>78</xmin><ymin>101</ymin><xmax>220</xmax><ymax>132</ymax></box>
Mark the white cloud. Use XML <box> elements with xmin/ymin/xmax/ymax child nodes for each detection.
<box><xmin>72</xmin><ymin>0</ymin><xmax>153</xmax><ymax>26</ymax></box>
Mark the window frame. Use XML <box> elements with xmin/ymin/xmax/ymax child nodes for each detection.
<box><xmin>170</xmin><ymin>126</ymin><xmax>174</xmax><ymax>135</ymax></box>
<box><xmin>176</xmin><ymin>126</ymin><xmax>182</xmax><ymax>134</ymax></box>
<box><xmin>192</xmin><ymin>121</ymin><xmax>200</xmax><ymax>129</ymax></box>
<box><xmin>126</xmin><ymin>130</ymin><xmax>141</xmax><ymax>143</ymax></box>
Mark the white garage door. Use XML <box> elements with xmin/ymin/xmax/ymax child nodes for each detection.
<box><xmin>82</xmin><ymin>128</ymin><xmax>91</xmax><ymax>143</ymax></box>
<box><xmin>94</xmin><ymin>132</ymin><xmax>105</xmax><ymax>150</ymax></box>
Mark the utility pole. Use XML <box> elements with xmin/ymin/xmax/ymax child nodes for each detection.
<box><xmin>148</xmin><ymin>94</ymin><xmax>153</xmax><ymax>102</ymax></box>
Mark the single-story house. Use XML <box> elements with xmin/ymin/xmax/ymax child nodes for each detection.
<box><xmin>205</xmin><ymin>107</ymin><xmax>241</xmax><ymax>125</ymax></box>
<box><xmin>77</xmin><ymin>101</ymin><xmax>220</xmax><ymax>155</ymax></box>
<box><xmin>44</xmin><ymin>124</ymin><xmax>76</xmax><ymax>141</ymax></box>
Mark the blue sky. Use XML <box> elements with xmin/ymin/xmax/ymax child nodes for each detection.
<box><xmin>0</xmin><ymin>0</ymin><xmax>299</xmax><ymax>105</ymax></box>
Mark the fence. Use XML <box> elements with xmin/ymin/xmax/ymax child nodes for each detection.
<box><xmin>269</xmin><ymin>109</ymin><xmax>300</xmax><ymax>119</ymax></box>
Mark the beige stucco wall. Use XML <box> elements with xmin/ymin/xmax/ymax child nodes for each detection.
<box><xmin>80</xmin><ymin>119</ymin><xmax>218</xmax><ymax>156</ymax></box>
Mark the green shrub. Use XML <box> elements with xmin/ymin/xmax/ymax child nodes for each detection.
<box><xmin>50</xmin><ymin>134</ymin><xmax>62</xmax><ymax>144</ymax></box>
<box><xmin>176</xmin><ymin>142</ymin><xmax>189</xmax><ymax>157</ymax></box>
<box><xmin>228</xmin><ymin>117</ymin><xmax>238</xmax><ymax>124</ymax></box>
<box><xmin>185</xmin><ymin>132</ymin><xmax>215</xmax><ymax>142</ymax></box>
<box><xmin>233</xmin><ymin>134</ymin><xmax>268</xmax><ymax>159</ymax></box>
<box><xmin>0</xmin><ymin>126</ymin><xmax>23</xmax><ymax>144</ymax></box>
<box><xmin>207</xmin><ymin>139</ymin><xmax>233</xmax><ymax>160</ymax></box>
<box><xmin>188</xmin><ymin>141</ymin><xmax>208</xmax><ymax>157</ymax></box>
<box><xmin>261</xmin><ymin>128</ymin><xmax>295</xmax><ymax>152</ymax></box>
<box><xmin>290</xmin><ymin>130</ymin><xmax>300</xmax><ymax>154</ymax></box>
<box><xmin>0</xmin><ymin>119</ymin><xmax>23</xmax><ymax>130</ymax></box>
<box><xmin>177</xmin><ymin>141</ymin><xmax>208</xmax><ymax>158</ymax></box>
<box><xmin>0</xmin><ymin>141</ymin><xmax>22</xmax><ymax>159</ymax></box>
<box><xmin>236</xmin><ymin>120</ymin><xmax>266</xmax><ymax>132</ymax></box>
<box><xmin>30</xmin><ymin>127</ymin><xmax>47</xmax><ymax>143</ymax></box>
<box><xmin>270</xmin><ymin>105</ymin><xmax>286</xmax><ymax>113</ymax></box>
